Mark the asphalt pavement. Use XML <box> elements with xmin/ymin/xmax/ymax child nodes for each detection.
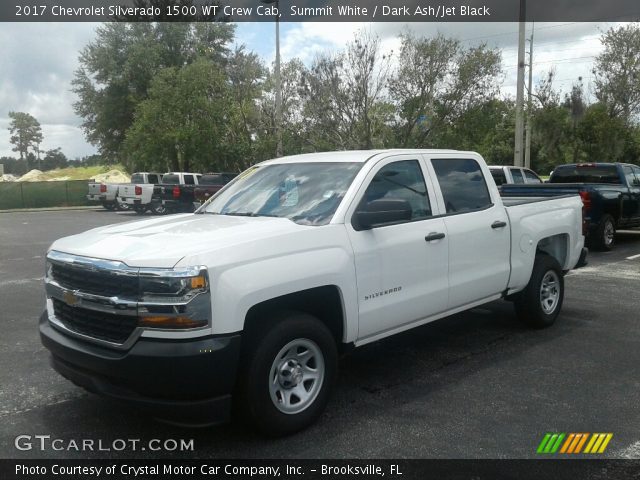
<box><xmin>1</xmin><ymin>209</ymin><xmax>639</xmax><ymax>459</ymax></box>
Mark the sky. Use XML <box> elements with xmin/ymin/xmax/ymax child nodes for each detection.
<box><xmin>0</xmin><ymin>21</ymin><xmax>624</xmax><ymax>160</ymax></box>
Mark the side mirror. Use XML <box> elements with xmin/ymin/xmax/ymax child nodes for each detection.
<box><xmin>354</xmin><ymin>198</ymin><xmax>412</xmax><ymax>231</ymax></box>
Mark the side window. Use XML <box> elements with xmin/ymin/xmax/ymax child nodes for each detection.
<box><xmin>148</xmin><ymin>174</ymin><xmax>158</xmax><ymax>184</ymax></box>
<box><xmin>360</xmin><ymin>160</ymin><xmax>432</xmax><ymax>222</ymax></box>
<box><xmin>491</xmin><ymin>169</ymin><xmax>507</xmax><ymax>186</ymax></box>
<box><xmin>524</xmin><ymin>169</ymin><xmax>542</xmax><ymax>183</ymax></box>
<box><xmin>632</xmin><ymin>166</ymin><xmax>640</xmax><ymax>187</ymax></box>
<box><xmin>184</xmin><ymin>175</ymin><xmax>195</xmax><ymax>185</ymax></box>
<box><xmin>622</xmin><ymin>166</ymin><xmax>638</xmax><ymax>187</ymax></box>
<box><xmin>432</xmin><ymin>159</ymin><xmax>493</xmax><ymax>214</ymax></box>
<box><xmin>510</xmin><ymin>168</ymin><xmax>525</xmax><ymax>184</ymax></box>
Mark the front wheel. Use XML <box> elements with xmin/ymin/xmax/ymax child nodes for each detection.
<box><xmin>151</xmin><ymin>203</ymin><xmax>167</xmax><ymax>215</ymax></box>
<box><xmin>514</xmin><ymin>254</ymin><xmax>564</xmax><ymax>329</ymax></box>
<box><xmin>237</xmin><ymin>313</ymin><xmax>337</xmax><ymax>436</ymax></box>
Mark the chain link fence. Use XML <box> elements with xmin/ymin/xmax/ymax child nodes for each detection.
<box><xmin>0</xmin><ymin>180</ymin><xmax>90</xmax><ymax>210</ymax></box>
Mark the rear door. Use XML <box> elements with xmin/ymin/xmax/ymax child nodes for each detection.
<box><xmin>623</xmin><ymin>165</ymin><xmax>640</xmax><ymax>221</ymax></box>
<box><xmin>427</xmin><ymin>156</ymin><xmax>511</xmax><ymax>308</ymax></box>
<box><xmin>346</xmin><ymin>155</ymin><xmax>449</xmax><ymax>340</ymax></box>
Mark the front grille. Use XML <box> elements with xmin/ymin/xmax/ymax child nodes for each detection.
<box><xmin>51</xmin><ymin>263</ymin><xmax>138</xmax><ymax>298</ymax></box>
<box><xmin>53</xmin><ymin>298</ymin><xmax>138</xmax><ymax>344</ymax></box>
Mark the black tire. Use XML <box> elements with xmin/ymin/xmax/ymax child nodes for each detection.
<box><xmin>514</xmin><ymin>254</ymin><xmax>564</xmax><ymax>329</ymax></box>
<box><xmin>237</xmin><ymin>312</ymin><xmax>338</xmax><ymax>436</ymax></box>
<box><xmin>592</xmin><ymin>214</ymin><xmax>616</xmax><ymax>251</ymax></box>
<box><xmin>102</xmin><ymin>202</ymin><xmax>116</xmax><ymax>211</ymax></box>
<box><xmin>116</xmin><ymin>201</ymin><xmax>130</xmax><ymax>211</ymax></box>
<box><xmin>151</xmin><ymin>203</ymin><xmax>167</xmax><ymax>215</ymax></box>
<box><xmin>133</xmin><ymin>206</ymin><xmax>146</xmax><ymax>215</ymax></box>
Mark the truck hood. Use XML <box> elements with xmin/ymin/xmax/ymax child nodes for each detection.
<box><xmin>49</xmin><ymin>213</ymin><xmax>305</xmax><ymax>268</ymax></box>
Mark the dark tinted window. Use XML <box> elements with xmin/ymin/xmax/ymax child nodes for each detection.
<box><xmin>510</xmin><ymin>168</ymin><xmax>525</xmax><ymax>184</ymax></box>
<box><xmin>550</xmin><ymin>165</ymin><xmax>621</xmax><ymax>184</ymax></box>
<box><xmin>524</xmin><ymin>169</ymin><xmax>542</xmax><ymax>183</ymax></box>
<box><xmin>360</xmin><ymin>160</ymin><xmax>431</xmax><ymax>222</ymax></box>
<box><xmin>490</xmin><ymin>168</ymin><xmax>507</xmax><ymax>186</ymax></box>
<box><xmin>148</xmin><ymin>174</ymin><xmax>159</xmax><ymax>184</ymax></box>
<box><xmin>632</xmin><ymin>167</ymin><xmax>640</xmax><ymax>186</ymax></box>
<box><xmin>200</xmin><ymin>175</ymin><xmax>226</xmax><ymax>186</ymax></box>
<box><xmin>622</xmin><ymin>166</ymin><xmax>638</xmax><ymax>187</ymax></box>
<box><xmin>130</xmin><ymin>174</ymin><xmax>144</xmax><ymax>184</ymax></box>
<box><xmin>162</xmin><ymin>174</ymin><xmax>180</xmax><ymax>184</ymax></box>
<box><xmin>184</xmin><ymin>175</ymin><xmax>195</xmax><ymax>185</ymax></box>
<box><xmin>432</xmin><ymin>159</ymin><xmax>492</xmax><ymax>214</ymax></box>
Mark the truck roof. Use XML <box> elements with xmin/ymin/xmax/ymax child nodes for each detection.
<box><xmin>261</xmin><ymin>149</ymin><xmax>477</xmax><ymax>165</ymax></box>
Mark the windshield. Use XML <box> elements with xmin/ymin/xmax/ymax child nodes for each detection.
<box><xmin>550</xmin><ymin>165</ymin><xmax>621</xmax><ymax>184</ymax></box>
<box><xmin>201</xmin><ymin>162</ymin><xmax>362</xmax><ymax>225</ymax></box>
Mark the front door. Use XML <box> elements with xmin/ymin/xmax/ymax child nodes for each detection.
<box><xmin>346</xmin><ymin>156</ymin><xmax>449</xmax><ymax>341</ymax></box>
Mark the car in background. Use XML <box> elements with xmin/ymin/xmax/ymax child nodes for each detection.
<box><xmin>117</xmin><ymin>172</ymin><xmax>164</xmax><ymax>215</ymax></box>
<box><xmin>151</xmin><ymin>172</ymin><xmax>202</xmax><ymax>214</ymax></box>
<box><xmin>87</xmin><ymin>182</ymin><xmax>128</xmax><ymax>211</ymax></box>
<box><xmin>489</xmin><ymin>165</ymin><xmax>543</xmax><ymax>186</ymax></box>
<box><xmin>501</xmin><ymin>162</ymin><xmax>640</xmax><ymax>250</ymax></box>
<box><xmin>193</xmin><ymin>172</ymin><xmax>238</xmax><ymax>208</ymax></box>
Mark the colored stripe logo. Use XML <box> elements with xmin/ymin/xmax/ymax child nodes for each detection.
<box><xmin>537</xmin><ymin>433</ymin><xmax>613</xmax><ymax>454</ymax></box>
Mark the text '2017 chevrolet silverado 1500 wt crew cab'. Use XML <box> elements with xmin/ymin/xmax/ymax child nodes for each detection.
<box><xmin>40</xmin><ymin>150</ymin><xmax>587</xmax><ymax>435</ymax></box>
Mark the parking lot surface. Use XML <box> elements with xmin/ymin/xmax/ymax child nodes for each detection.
<box><xmin>1</xmin><ymin>209</ymin><xmax>639</xmax><ymax>459</ymax></box>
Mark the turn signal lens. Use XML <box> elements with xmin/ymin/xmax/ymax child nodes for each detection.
<box><xmin>190</xmin><ymin>276</ymin><xmax>207</xmax><ymax>289</ymax></box>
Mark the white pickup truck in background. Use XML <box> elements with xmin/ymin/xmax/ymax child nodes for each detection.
<box><xmin>86</xmin><ymin>182</ymin><xmax>126</xmax><ymax>211</ymax></box>
<box><xmin>117</xmin><ymin>172</ymin><xmax>164</xmax><ymax>214</ymax></box>
<box><xmin>41</xmin><ymin>150</ymin><xmax>587</xmax><ymax>435</ymax></box>
<box><xmin>489</xmin><ymin>165</ymin><xmax>543</xmax><ymax>186</ymax></box>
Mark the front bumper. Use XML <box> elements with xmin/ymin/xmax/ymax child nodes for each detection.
<box><xmin>39</xmin><ymin>312</ymin><xmax>241</xmax><ymax>425</ymax></box>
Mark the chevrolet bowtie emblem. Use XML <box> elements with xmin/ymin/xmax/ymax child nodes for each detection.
<box><xmin>63</xmin><ymin>290</ymin><xmax>80</xmax><ymax>307</ymax></box>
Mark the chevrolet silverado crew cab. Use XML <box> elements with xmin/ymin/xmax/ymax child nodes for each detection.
<box><xmin>40</xmin><ymin>150</ymin><xmax>586</xmax><ymax>435</ymax></box>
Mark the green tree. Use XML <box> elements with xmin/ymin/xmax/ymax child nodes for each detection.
<box><xmin>123</xmin><ymin>58</ymin><xmax>241</xmax><ymax>172</ymax></box>
<box><xmin>300</xmin><ymin>30</ymin><xmax>393</xmax><ymax>150</ymax></box>
<box><xmin>8</xmin><ymin>112</ymin><xmax>43</xmax><ymax>170</ymax></box>
<box><xmin>42</xmin><ymin>148</ymin><xmax>68</xmax><ymax>171</ymax></box>
<box><xmin>72</xmin><ymin>22</ymin><xmax>235</xmax><ymax>161</ymax></box>
<box><xmin>593</xmin><ymin>23</ymin><xmax>640</xmax><ymax>124</ymax></box>
<box><xmin>388</xmin><ymin>33</ymin><xmax>502</xmax><ymax>148</ymax></box>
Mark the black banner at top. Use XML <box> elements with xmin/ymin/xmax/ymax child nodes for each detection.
<box><xmin>2</xmin><ymin>0</ymin><xmax>640</xmax><ymax>22</ymax></box>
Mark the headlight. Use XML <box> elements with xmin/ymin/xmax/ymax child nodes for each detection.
<box><xmin>138</xmin><ymin>266</ymin><xmax>209</xmax><ymax>303</ymax></box>
<box><xmin>138</xmin><ymin>266</ymin><xmax>211</xmax><ymax>330</ymax></box>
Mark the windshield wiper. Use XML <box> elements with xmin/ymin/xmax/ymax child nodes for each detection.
<box><xmin>222</xmin><ymin>211</ymin><xmax>278</xmax><ymax>217</ymax></box>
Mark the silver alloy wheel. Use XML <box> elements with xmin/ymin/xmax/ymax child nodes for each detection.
<box><xmin>539</xmin><ymin>270</ymin><xmax>560</xmax><ymax>314</ymax></box>
<box><xmin>269</xmin><ymin>338</ymin><xmax>324</xmax><ymax>415</ymax></box>
<box><xmin>604</xmin><ymin>220</ymin><xmax>615</xmax><ymax>246</ymax></box>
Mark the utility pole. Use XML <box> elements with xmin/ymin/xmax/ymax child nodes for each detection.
<box><xmin>261</xmin><ymin>0</ymin><xmax>283</xmax><ymax>157</ymax></box>
<box><xmin>525</xmin><ymin>23</ymin><xmax>534</xmax><ymax>169</ymax></box>
<box><xmin>514</xmin><ymin>0</ymin><xmax>526</xmax><ymax>167</ymax></box>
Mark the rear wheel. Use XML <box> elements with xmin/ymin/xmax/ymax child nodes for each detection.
<box><xmin>151</xmin><ymin>203</ymin><xmax>167</xmax><ymax>215</ymax></box>
<box><xmin>102</xmin><ymin>202</ymin><xmax>116</xmax><ymax>211</ymax></box>
<box><xmin>116</xmin><ymin>201</ymin><xmax>130</xmax><ymax>211</ymax></box>
<box><xmin>133</xmin><ymin>205</ymin><xmax>146</xmax><ymax>215</ymax></box>
<box><xmin>592</xmin><ymin>214</ymin><xmax>615</xmax><ymax>251</ymax></box>
<box><xmin>514</xmin><ymin>254</ymin><xmax>564</xmax><ymax>329</ymax></box>
<box><xmin>237</xmin><ymin>312</ymin><xmax>337</xmax><ymax>436</ymax></box>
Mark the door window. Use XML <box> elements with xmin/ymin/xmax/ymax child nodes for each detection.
<box><xmin>432</xmin><ymin>159</ymin><xmax>492</xmax><ymax>214</ymax></box>
<box><xmin>184</xmin><ymin>175</ymin><xmax>195</xmax><ymax>185</ymax></box>
<box><xmin>632</xmin><ymin>166</ymin><xmax>640</xmax><ymax>187</ymax></box>
<box><xmin>510</xmin><ymin>168</ymin><xmax>525</xmax><ymax>184</ymax></box>
<box><xmin>623</xmin><ymin>166</ymin><xmax>639</xmax><ymax>187</ymax></box>
<box><xmin>490</xmin><ymin>169</ymin><xmax>507</xmax><ymax>186</ymax></box>
<box><xmin>524</xmin><ymin>169</ymin><xmax>542</xmax><ymax>183</ymax></box>
<box><xmin>359</xmin><ymin>160</ymin><xmax>432</xmax><ymax>223</ymax></box>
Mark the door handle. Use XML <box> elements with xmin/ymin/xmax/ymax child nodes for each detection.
<box><xmin>425</xmin><ymin>232</ymin><xmax>446</xmax><ymax>242</ymax></box>
<box><xmin>491</xmin><ymin>221</ymin><xmax>507</xmax><ymax>229</ymax></box>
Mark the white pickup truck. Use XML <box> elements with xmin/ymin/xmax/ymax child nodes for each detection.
<box><xmin>117</xmin><ymin>172</ymin><xmax>164</xmax><ymax>214</ymax></box>
<box><xmin>40</xmin><ymin>150</ymin><xmax>587</xmax><ymax>435</ymax></box>
<box><xmin>86</xmin><ymin>182</ymin><xmax>126</xmax><ymax>211</ymax></box>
